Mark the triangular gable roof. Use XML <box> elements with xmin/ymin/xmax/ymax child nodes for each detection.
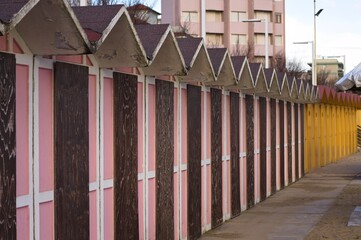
<box><xmin>226</xmin><ymin>56</ymin><xmax>254</xmax><ymax>93</ymax></box>
<box><xmin>250</xmin><ymin>63</ymin><xmax>268</xmax><ymax>94</ymax></box>
<box><xmin>205</xmin><ymin>48</ymin><xmax>236</xmax><ymax>87</ymax></box>
<box><xmin>2</xmin><ymin>0</ymin><xmax>91</xmax><ymax>55</ymax></box>
<box><xmin>73</xmin><ymin>5</ymin><xmax>147</xmax><ymax>67</ymax></box>
<box><xmin>310</xmin><ymin>85</ymin><xmax>319</xmax><ymax>103</ymax></box>
<box><xmin>264</xmin><ymin>68</ymin><xmax>280</xmax><ymax>97</ymax></box>
<box><xmin>277</xmin><ymin>71</ymin><xmax>291</xmax><ymax>100</ymax></box>
<box><xmin>304</xmin><ymin>81</ymin><xmax>311</xmax><ymax>102</ymax></box>
<box><xmin>287</xmin><ymin>75</ymin><xmax>298</xmax><ymax>100</ymax></box>
<box><xmin>296</xmin><ymin>79</ymin><xmax>306</xmax><ymax>103</ymax></box>
<box><xmin>177</xmin><ymin>37</ymin><xmax>215</xmax><ymax>82</ymax></box>
<box><xmin>135</xmin><ymin>24</ymin><xmax>186</xmax><ymax>76</ymax></box>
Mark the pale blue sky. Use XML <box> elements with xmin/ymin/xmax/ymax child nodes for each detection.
<box><xmin>136</xmin><ymin>0</ymin><xmax>361</xmax><ymax>72</ymax></box>
<box><xmin>285</xmin><ymin>0</ymin><xmax>361</xmax><ymax>72</ymax></box>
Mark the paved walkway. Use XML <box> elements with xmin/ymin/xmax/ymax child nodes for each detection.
<box><xmin>201</xmin><ymin>153</ymin><xmax>361</xmax><ymax>240</ymax></box>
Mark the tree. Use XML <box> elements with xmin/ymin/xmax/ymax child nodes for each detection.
<box><xmin>271</xmin><ymin>51</ymin><xmax>286</xmax><ymax>72</ymax></box>
<box><xmin>231</xmin><ymin>40</ymin><xmax>254</xmax><ymax>62</ymax></box>
<box><xmin>286</xmin><ymin>57</ymin><xmax>306</xmax><ymax>79</ymax></box>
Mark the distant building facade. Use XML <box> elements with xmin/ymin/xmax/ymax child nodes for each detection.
<box><xmin>161</xmin><ymin>0</ymin><xmax>285</xmax><ymax>64</ymax></box>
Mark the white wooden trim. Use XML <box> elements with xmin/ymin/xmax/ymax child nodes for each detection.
<box><xmin>32</xmin><ymin>56</ymin><xmax>39</xmax><ymax>240</ymax></box>
<box><xmin>89</xmin><ymin>182</ymin><xmax>99</xmax><ymax>192</ymax></box>
<box><xmin>99</xmin><ymin>69</ymin><xmax>105</xmax><ymax>240</ymax></box>
<box><xmin>16</xmin><ymin>195</ymin><xmax>31</xmax><ymax>208</ymax></box>
<box><xmin>222</xmin><ymin>155</ymin><xmax>231</xmax><ymax>161</ymax></box>
<box><xmin>103</xmin><ymin>179</ymin><xmax>113</xmax><ymax>189</ymax></box>
<box><xmin>201</xmin><ymin>159</ymin><xmax>211</xmax><ymax>166</ymax></box>
<box><xmin>39</xmin><ymin>191</ymin><xmax>54</xmax><ymax>203</ymax></box>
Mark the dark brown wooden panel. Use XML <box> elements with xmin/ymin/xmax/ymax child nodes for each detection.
<box><xmin>230</xmin><ymin>92</ymin><xmax>240</xmax><ymax>217</ymax></box>
<box><xmin>301</xmin><ymin>104</ymin><xmax>305</xmax><ymax>176</ymax></box>
<box><xmin>259</xmin><ymin>97</ymin><xmax>267</xmax><ymax>201</ymax></box>
<box><xmin>187</xmin><ymin>85</ymin><xmax>201</xmax><ymax>240</ymax></box>
<box><xmin>113</xmin><ymin>72</ymin><xmax>138</xmax><ymax>239</ymax></box>
<box><xmin>287</xmin><ymin>102</ymin><xmax>292</xmax><ymax>183</ymax></box>
<box><xmin>54</xmin><ymin>62</ymin><xmax>89</xmax><ymax>240</ymax></box>
<box><xmin>0</xmin><ymin>52</ymin><xmax>16</xmax><ymax>239</ymax></box>
<box><xmin>156</xmin><ymin>79</ymin><xmax>174</xmax><ymax>239</ymax></box>
<box><xmin>270</xmin><ymin>98</ymin><xmax>277</xmax><ymax>194</ymax></box>
<box><xmin>211</xmin><ymin>88</ymin><xmax>223</xmax><ymax>228</ymax></box>
<box><xmin>279</xmin><ymin>101</ymin><xmax>285</xmax><ymax>189</ymax></box>
<box><xmin>245</xmin><ymin>94</ymin><xmax>254</xmax><ymax>209</ymax></box>
<box><xmin>294</xmin><ymin>103</ymin><xmax>299</xmax><ymax>180</ymax></box>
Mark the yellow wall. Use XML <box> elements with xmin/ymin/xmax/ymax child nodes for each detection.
<box><xmin>304</xmin><ymin>104</ymin><xmax>358</xmax><ymax>173</ymax></box>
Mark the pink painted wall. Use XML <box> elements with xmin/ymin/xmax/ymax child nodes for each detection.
<box><xmin>103</xmin><ymin>77</ymin><xmax>113</xmax><ymax>180</ymax></box>
<box><xmin>173</xmin><ymin>87</ymin><xmax>179</xmax><ymax>239</ymax></box>
<box><xmin>17</xmin><ymin>207</ymin><xmax>29</xmax><ymax>240</ymax></box>
<box><xmin>0</xmin><ymin>36</ymin><xmax>6</xmax><ymax>51</ymax></box>
<box><xmin>89</xmin><ymin>191</ymin><xmax>97</xmax><ymax>240</ymax></box>
<box><xmin>147</xmin><ymin>82</ymin><xmax>156</xmax><ymax>240</ymax></box>
<box><xmin>40</xmin><ymin>202</ymin><xmax>54</xmax><ymax>240</ymax></box>
<box><xmin>284</xmin><ymin>101</ymin><xmax>288</xmax><ymax>185</ymax></box>
<box><xmin>266</xmin><ymin>98</ymin><xmax>271</xmax><ymax>196</ymax></box>
<box><xmin>104</xmin><ymin>188</ymin><xmax>114</xmax><ymax>240</ymax></box>
<box><xmin>39</xmin><ymin>68</ymin><xmax>54</xmax><ymax>192</ymax></box>
<box><xmin>181</xmin><ymin>88</ymin><xmax>188</xmax><ymax>237</ymax></box>
<box><xmin>89</xmin><ymin>75</ymin><xmax>97</xmax><ymax>183</ymax></box>
<box><xmin>16</xmin><ymin>64</ymin><xmax>29</xmax><ymax>196</ymax></box>
<box><xmin>138</xmin><ymin>81</ymin><xmax>145</xmax><ymax>239</ymax></box>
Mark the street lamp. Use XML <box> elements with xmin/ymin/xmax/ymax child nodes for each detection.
<box><xmin>294</xmin><ymin>41</ymin><xmax>315</xmax><ymax>84</ymax></box>
<box><xmin>314</xmin><ymin>0</ymin><xmax>324</xmax><ymax>85</ymax></box>
<box><xmin>242</xmin><ymin>18</ymin><xmax>269</xmax><ymax>68</ymax></box>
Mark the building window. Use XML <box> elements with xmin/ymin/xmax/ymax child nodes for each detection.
<box><xmin>206</xmin><ymin>10</ymin><xmax>223</xmax><ymax>22</ymax></box>
<box><xmin>254</xmin><ymin>11</ymin><xmax>272</xmax><ymax>22</ymax></box>
<box><xmin>254</xmin><ymin>33</ymin><xmax>272</xmax><ymax>45</ymax></box>
<box><xmin>206</xmin><ymin>33</ymin><xmax>224</xmax><ymax>46</ymax></box>
<box><xmin>231</xmin><ymin>11</ymin><xmax>247</xmax><ymax>22</ymax></box>
<box><xmin>231</xmin><ymin>34</ymin><xmax>247</xmax><ymax>45</ymax></box>
<box><xmin>182</xmin><ymin>11</ymin><xmax>198</xmax><ymax>22</ymax></box>
<box><xmin>275</xmin><ymin>13</ymin><xmax>282</xmax><ymax>23</ymax></box>
<box><xmin>275</xmin><ymin>35</ymin><xmax>283</xmax><ymax>46</ymax></box>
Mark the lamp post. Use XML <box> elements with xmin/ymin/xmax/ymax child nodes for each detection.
<box><xmin>242</xmin><ymin>18</ymin><xmax>269</xmax><ymax>68</ymax></box>
<box><xmin>294</xmin><ymin>41</ymin><xmax>314</xmax><ymax>84</ymax></box>
<box><xmin>314</xmin><ymin>0</ymin><xmax>324</xmax><ymax>85</ymax></box>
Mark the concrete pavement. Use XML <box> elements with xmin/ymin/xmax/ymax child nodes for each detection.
<box><xmin>201</xmin><ymin>153</ymin><xmax>361</xmax><ymax>240</ymax></box>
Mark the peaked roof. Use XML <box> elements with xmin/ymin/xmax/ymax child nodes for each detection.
<box><xmin>250</xmin><ymin>63</ymin><xmax>268</xmax><ymax>94</ymax></box>
<box><xmin>73</xmin><ymin>5</ymin><xmax>147</xmax><ymax>67</ymax></box>
<box><xmin>73</xmin><ymin>5</ymin><xmax>123</xmax><ymax>41</ymax></box>
<box><xmin>2</xmin><ymin>0</ymin><xmax>91</xmax><ymax>55</ymax></box>
<box><xmin>135</xmin><ymin>24</ymin><xmax>186</xmax><ymax>76</ymax></box>
<box><xmin>264</xmin><ymin>68</ymin><xmax>280</xmax><ymax>97</ymax></box>
<box><xmin>0</xmin><ymin>0</ymin><xmax>27</xmax><ymax>24</ymax></box>
<box><xmin>206</xmin><ymin>48</ymin><xmax>236</xmax><ymax>86</ymax></box>
<box><xmin>177</xmin><ymin>37</ymin><xmax>215</xmax><ymax>82</ymax></box>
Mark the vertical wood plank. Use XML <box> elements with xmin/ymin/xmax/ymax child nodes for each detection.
<box><xmin>301</xmin><ymin>104</ymin><xmax>305</xmax><ymax>176</ymax></box>
<box><xmin>279</xmin><ymin>101</ymin><xmax>285</xmax><ymax>189</ymax></box>
<box><xmin>287</xmin><ymin>102</ymin><xmax>292</xmax><ymax>183</ymax></box>
<box><xmin>294</xmin><ymin>103</ymin><xmax>299</xmax><ymax>180</ymax></box>
<box><xmin>245</xmin><ymin>95</ymin><xmax>254</xmax><ymax>209</ymax></box>
<box><xmin>230</xmin><ymin>92</ymin><xmax>240</xmax><ymax>217</ymax></box>
<box><xmin>0</xmin><ymin>52</ymin><xmax>16</xmax><ymax>239</ymax></box>
<box><xmin>270</xmin><ymin>98</ymin><xmax>276</xmax><ymax>194</ymax></box>
<box><xmin>156</xmin><ymin>79</ymin><xmax>174</xmax><ymax>239</ymax></box>
<box><xmin>211</xmin><ymin>88</ymin><xmax>223</xmax><ymax>228</ymax></box>
<box><xmin>259</xmin><ymin>97</ymin><xmax>267</xmax><ymax>201</ymax></box>
<box><xmin>113</xmin><ymin>72</ymin><xmax>138</xmax><ymax>239</ymax></box>
<box><xmin>187</xmin><ymin>85</ymin><xmax>201</xmax><ymax>240</ymax></box>
<box><xmin>54</xmin><ymin>62</ymin><xmax>89</xmax><ymax>240</ymax></box>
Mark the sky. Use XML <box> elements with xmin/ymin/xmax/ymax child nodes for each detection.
<box><xmin>285</xmin><ymin>0</ymin><xmax>361</xmax><ymax>72</ymax></box>
<box><xmin>131</xmin><ymin>0</ymin><xmax>361</xmax><ymax>73</ymax></box>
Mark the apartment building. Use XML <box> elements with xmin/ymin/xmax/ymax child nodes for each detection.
<box><xmin>162</xmin><ymin>0</ymin><xmax>285</xmax><ymax>64</ymax></box>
